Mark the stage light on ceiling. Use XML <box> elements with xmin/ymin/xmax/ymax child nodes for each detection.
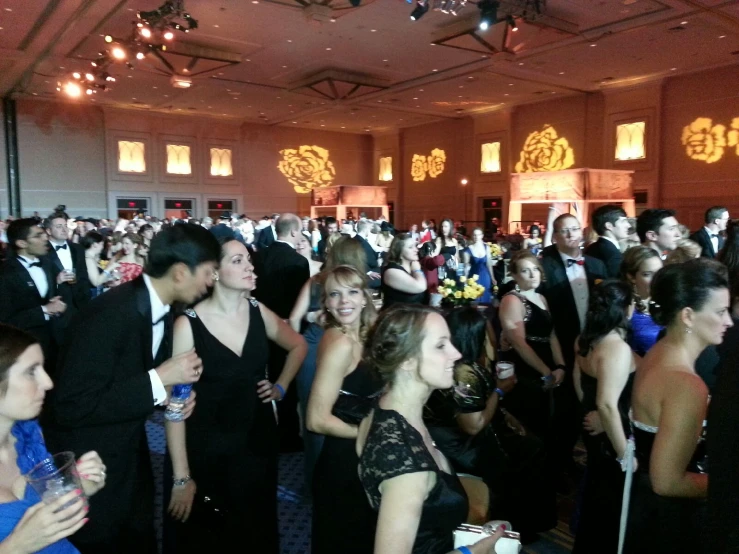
<box><xmin>163</xmin><ymin>30</ymin><xmax>174</xmax><ymax>40</ymax></box>
<box><xmin>85</xmin><ymin>73</ymin><xmax>95</xmax><ymax>81</ymax></box>
<box><xmin>104</xmin><ymin>35</ymin><xmax>113</xmax><ymax>43</ymax></box>
<box><xmin>410</xmin><ymin>0</ymin><xmax>429</xmax><ymax>21</ymax></box>
<box><xmin>111</xmin><ymin>45</ymin><xmax>127</xmax><ymax>60</ymax></box>
<box><xmin>478</xmin><ymin>0</ymin><xmax>498</xmax><ymax>31</ymax></box>
<box><xmin>171</xmin><ymin>74</ymin><xmax>193</xmax><ymax>88</ymax></box>
<box><xmin>136</xmin><ymin>52</ymin><xmax>145</xmax><ymax>60</ymax></box>
<box><xmin>139</xmin><ymin>26</ymin><xmax>152</xmax><ymax>38</ymax></box>
<box><xmin>72</xmin><ymin>72</ymin><xmax>81</xmax><ymax>79</ymax></box>
<box><xmin>58</xmin><ymin>81</ymin><xmax>83</xmax><ymax>98</ymax></box>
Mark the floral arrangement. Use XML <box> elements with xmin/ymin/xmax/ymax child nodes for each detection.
<box><xmin>488</xmin><ymin>242</ymin><xmax>503</xmax><ymax>259</ymax></box>
<box><xmin>439</xmin><ymin>275</ymin><xmax>486</xmax><ymax>305</ymax></box>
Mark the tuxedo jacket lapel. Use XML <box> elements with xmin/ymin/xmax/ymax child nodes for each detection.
<box><xmin>133</xmin><ymin>277</ymin><xmax>154</xmax><ymax>370</ymax></box>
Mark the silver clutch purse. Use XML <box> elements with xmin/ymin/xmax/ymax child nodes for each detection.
<box><xmin>454</xmin><ymin>522</ymin><xmax>522</xmax><ymax>554</ymax></box>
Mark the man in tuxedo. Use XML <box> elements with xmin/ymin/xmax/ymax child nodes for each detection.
<box><xmin>316</xmin><ymin>216</ymin><xmax>339</xmax><ymax>262</ymax></box>
<box><xmin>636</xmin><ymin>208</ymin><xmax>682</xmax><ymax>259</ymax></box>
<box><xmin>355</xmin><ymin>219</ymin><xmax>381</xmax><ymax>288</ymax></box>
<box><xmin>45</xmin><ymin>223</ymin><xmax>219</xmax><ymax>554</ymax></box>
<box><xmin>43</xmin><ymin>211</ymin><xmax>91</xmax><ymax>342</ymax></box>
<box><xmin>254</xmin><ymin>213</ymin><xmax>310</xmax><ymax>451</ymax></box>
<box><xmin>690</xmin><ymin>205</ymin><xmax>729</xmax><ymax>259</ymax></box>
<box><xmin>540</xmin><ymin>214</ymin><xmax>607</xmax><ymax>480</ymax></box>
<box><xmin>255</xmin><ymin>213</ymin><xmax>279</xmax><ymax>251</ymax></box>
<box><xmin>584</xmin><ymin>204</ymin><xmax>630</xmax><ymax>278</ymax></box>
<box><xmin>0</xmin><ymin>218</ymin><xmax>66</xmax><ymax>367</ymax></box>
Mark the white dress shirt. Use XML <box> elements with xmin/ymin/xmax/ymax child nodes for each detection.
<box><xmin>143</xmin><ymin>274</ymin><xmax>170</xmax><ymax>405</ymax></box>
<box><xmin>50</xmin><ymin>240</ymin><xmax>73</xmax><ymax>270</ymax></box>
<box><xmin>704</xmin><ymin>227</ymin><xmax>719</xmax><ymax>254</ymax></box>
<box><xmin>18</xmin><ymin>255</ymin><xmax>50</xmax><ymax>300</ymax></box>
<box><xmin>559</xmin><ymin>251</ymin><xmax>588</xmax><ymax>330</ymax></box>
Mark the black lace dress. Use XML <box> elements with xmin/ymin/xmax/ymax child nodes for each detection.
<box><xmin>163</xmin><ymin>300</ymin><xmax>279</xmax><ymax>554</ymax></box>
<box><xmin>624</xmin><ymin>417</ymin><xmax>707</xmax><ymax>553</ymax></box>
<box><xmin>499</xmin><ymin>291</ymin><xmax>555</xmax><ymax>441</ymax></box>
<box><xmin>311</xmin><ymin>361</ymin><xmax>383</xmax><ymax>554</ymax></box>
<box><xmin>572</xmin><ymin>370</ymin><xmax>634</xmax><ymax>554</ymax></box>
<box><xmin>359</xmin><ymin>408</ymin><xmax>469</xmax><ymax>554</ymax></box>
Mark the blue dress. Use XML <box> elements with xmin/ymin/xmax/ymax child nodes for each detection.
<box><xmin>464</xmin><ymin>246</ymin><xmax>493</xmax><ymax>303</ymax></box>
<box><xmin>630</xmin><ymin>310</ymin><xmax>663</xmax><ymax>357</ymax></box>
<box><xmin>0</xmin><ymin>420</ymin><xmax>79</xmax><ymax>553</ymax></box>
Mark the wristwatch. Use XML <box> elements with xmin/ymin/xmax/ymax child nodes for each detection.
<box><xmin>172</xmin><ymin>475</ymin><xmax>192</xmax><ymax>487</ymax></box>
<box><xmin>494</xmin><ymin>387</ymin><xmax>505</xmax><ymax>400</ymax></box>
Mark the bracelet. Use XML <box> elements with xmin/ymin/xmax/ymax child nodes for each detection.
<box><xmin>412</xmin><ymin>269</ymin><xmax>424</xmax><ymax>274</ymax></box>
<box><xmin>172</xmin><ymin>475</ymin><xmax>192</xmax><ymax>487</ymax></box>
<box><xmin>273</xmin><ymin>383</ymin><xmax>285</xmax><ymax>400</ymax></box>
<box><xmin>457</xmin><ymin>547</ymin><xmax>473</xmax><ymax>554</ymax></box>
<box><xmin>494</xmin><ymin>387</ymin><xmax>505</xmax><ymax>400</ymax></box>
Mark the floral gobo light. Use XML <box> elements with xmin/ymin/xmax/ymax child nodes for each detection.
<box><xmin>277</xmin><ymin>145</ymin><xmax>336</xmax><ymax>193</ymax></box>
<box><xmin>515</xmin><ymin>125</ymin><xmax>575</xmax><ymax>173</ymax></box>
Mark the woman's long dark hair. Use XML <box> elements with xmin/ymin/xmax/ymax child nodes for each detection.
<box><xmin>578</xmin><ymin>280</ymin><xmax>633</xmax><ymax>356</ymax></box>
<box><xmin>445</xmin><ymin>306</ymin><xmax>487</xmax><ymax>365</ymax></box>
<box><xmin>438</xmin><ymin>218</ymin><xmax>455</xmax><ymax>244</ymax></box>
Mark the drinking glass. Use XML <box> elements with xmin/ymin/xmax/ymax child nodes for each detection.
<box><xmin>25</xmin><ymin>452</ymin><xmax>87</xmax><ymax>511</ymax></box>
<box><xmin>64</xmin><ymin>268</ymin><xmax>77</xmax><ymax>284</ymax></box>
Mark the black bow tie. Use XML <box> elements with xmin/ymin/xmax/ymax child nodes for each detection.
<box><xmin>55</xmin><ymin>243</ymin><xmax>68</xmax><ymax>251</ymax></box>
<box><xmin>25</xmin><ymin>260</ymin><xmax>42</xmax><ymax>268</ymax></box>
<box><xmin>710</xmin><ymin>234</ymin><xmax>718</xmax><ymax>239</ymax></box>
<box><xmin>566</xmin><ymin>258</ymin><xmax>585</xmax><ymax>267</ymax></box>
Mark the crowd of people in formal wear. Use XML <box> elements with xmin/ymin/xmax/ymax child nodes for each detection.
<box><xmin>0</xmin><ymin>201</ymin><xmax>738</xmax><ymax>554</ymax></box>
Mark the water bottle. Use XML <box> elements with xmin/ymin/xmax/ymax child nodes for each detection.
<box><xmin>165</xmin><ymin>384</ymin><xmax>193</xmax><ymax>422</ymax></box>
<box><xmin>456</xmin><ymin>263</ymin><xmax>465</xmax><ymax>279</ymax></box>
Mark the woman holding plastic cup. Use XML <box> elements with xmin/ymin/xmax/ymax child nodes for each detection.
<box><xmin>0</xmin><ymin>324</ymin><xmax>106</xmax><ymax>553</ymax></box>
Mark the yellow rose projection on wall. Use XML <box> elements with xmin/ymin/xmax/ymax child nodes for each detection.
<box><xmin>411</xmin><ymin>154</ymin><xmax>428</xmax><ymax>182</ymax></box>
<box><xmin>727</xmin><ymin>118</ymin><xmax>739</xmax><ymax>156</ymax></box>
<box><xmin>277</xmin><ymin>145</ymin><xmax>336</xmax><ymax>193</ymax></box>
<box><xmin>410</xmin><ymin>149</ymin><xmax>446</xmax><ymax>181</ymax></box>
<box><xmin>515</xmin><ymin>125</ymin><xmax>575</xmax><ymax>173</ymax></box>
<box><xmin>681</xmin><ymin>118</ymin><xmax>726</xmax><ymax>164</ymax></box>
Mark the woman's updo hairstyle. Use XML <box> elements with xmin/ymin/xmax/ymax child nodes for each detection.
<box><xmin>364</xmin><ymin>304</ymin><xmax>437</xmax><ymax>385</ymax></box>
<box><xmin>649</xmin><ymin>258</ymin><xmax>728</xmax><ymax>327</ymax></box>
<box><xmin>578</xmin><ymin>280</ymin><xmax>632</xmax><ymax>356</ymax></box>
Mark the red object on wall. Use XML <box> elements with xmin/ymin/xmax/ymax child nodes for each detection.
<box><xmin>217</xmin><ymin>203</ymin><xmax>223</xmax><ymax>208</ymax></box>
<box><xmin>128</xmin><ymin>201</ymin><xmax>135</xmax><ymax>207</ymax></box>
<box><xmin>175</xmin><ymin>202</ymin><xmax>182</xmax><ymax>208</ymax></box>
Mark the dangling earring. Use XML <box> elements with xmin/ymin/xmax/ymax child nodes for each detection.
<box><xmin>515</xmin><ymin>283</ymin><xmax>521</xmax><ymax>293</ymax></box>
<box><xmin>685</xmin><ymin>326</ymin><xmax>692</xmax><ymax>334</ymax></box>
<box><xmin>213</xmin><ymin>273</ymin><xmax>219</xmax><ymax>282</ymax></box>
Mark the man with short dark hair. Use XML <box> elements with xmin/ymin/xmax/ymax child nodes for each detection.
<box><xmin>355</xmin><ymin>219</ymin><xmax>381</xmax><ymax>289</ymax></box>
<box><xmin>0</xmin><ymin>218</ymin><xmax>66</xmax><ymax>366</ymax></box>
<box><xmin>691</xmin><ymin>206</ymin><xmax>729</xmax><ymax>259</ymax></box>
<box><xmin>585</xmin><ymin>204</ymin><xmax>630</xmax><ymax>277</ymax></box>
<box><xmin>45</xmin><ymin>223</ymin><xmax>220</xmax><ymax>554</ymax></box>
<box><xmin>254</xmin><ymin>213</ymin><xmax>310</xmax><ymax>451</ymax></box>
<box><xmin>317</xmin><ymin>216</ymin><xmax>339</xmax><ymax>262</ymax></box>
<box><xmin>636</xmin><ymin>208</ymin><xmax>682</xmax><ymax>258</ymax></box>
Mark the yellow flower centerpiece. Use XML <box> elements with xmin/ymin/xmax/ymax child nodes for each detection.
<box><xmin>438</xmin><ymin>275</ymin><xmax>486</xmax><ymax>306</ymax></box>
<box><xmin>487</xmin><ymin>242</ymin><xmax>502</xmax><ymax>260</ymax></box>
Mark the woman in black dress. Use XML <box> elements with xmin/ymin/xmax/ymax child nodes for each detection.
<box><xmin>381</xmin><ymin>233</ymin><xmax>426</xmax><ymax>310</ymax></box>
<box><xmin>498</xmin><ymin>251</ymin><xmax>566</xmax><ymax>442</ymax></box>
<box><xmin>626</xmin><ymin>259</ymin><xmax>733</xmax><ymax>553</ymax></box>
<box><xmin>307</xmin><ymin>265</ymin><xmax>381</xmax><ymax>554</ymax></box>
<box><xmin>164</xmin><ymin>238</ymin><xmax>307</xmax><ymax>554</ymax></box>
<box><xmin>357</xmin><ymin>304</ymin><xmax>503</xmax><ymax>554</ymax></box>
<box><xmin>571</xmin><ymin>281</ymin><xmax>637</xmax><ymax>553</ymax></box>
<box><xmin>435</xmin><ymin>218</ymin><xmax>461</xmax><ymax>282</ymax></box>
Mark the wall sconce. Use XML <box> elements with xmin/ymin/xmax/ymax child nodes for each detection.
<box><xmin>210</xmin><ymin>147</ymin><xmax>233</xmax><ymax>177</ymax></box>
<box><xmin>461</xmin><ymin>178</ymin><xmax>468</xmax><ymax>185</ymax></box>
<box><xmin>118</xmin><ymin>140</ymin><xmax>146</xmax><ymax>173</ymax></box>
<box><xmin>615</xmin><ymin>121</ymin><xmax>646</xmax><ymax>161</ymax></box>
<box><xmin>379</xmin><ymin>156</ymin><xmax>393</xmax><ymax>181</ymax></box>
<box><xmin>480</xmin><ymin>142</ymin><xmax>501</xmax><ymax>173</ymax></box>
<box><xmin>166</xmin><ymin>144</ymin><xmax>192</xmax><ymax>174</ymax></box>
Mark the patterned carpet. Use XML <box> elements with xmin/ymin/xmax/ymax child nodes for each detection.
<box><xmin>146</xmin><ymin>411</ymin><xmax>576</xmax><ymax>553</ymax></box>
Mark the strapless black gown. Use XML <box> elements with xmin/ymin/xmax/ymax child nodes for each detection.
<box><xmin>311</xmin><ymin>361</ymin><xmax>383</xmax><ymax>554</ymax></box>
<box><xmin>573</xmin><ymin>370</ymin><xmax>634</xmax><ymax>554</ymax></box>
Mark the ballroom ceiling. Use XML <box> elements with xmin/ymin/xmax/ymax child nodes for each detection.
<box><xmin>1</xmin><ymin>0</ymin><xmax>738</xmax><ymax>133</ymax></box>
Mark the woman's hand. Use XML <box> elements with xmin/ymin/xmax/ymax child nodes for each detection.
<box><xmin>257</xmin><ymin>379</ymin><xmax>283</xmax><ymax>403</ymax></box>
<box><xmin>6</xmin><ymin>490</ymin><xmax>88</xmax><ymax>554</ymax></box>
<box><xmin>464</xmin><ymin>527</ymin><xmax>504</xmax><ymax>554</ymax></box>
<box><xmin>410</xmin><ymin>260</ymin><xmax>422</xmax><ymax>272</ymax></box>
<box><xmin>583</xmin><ymin>410</ymin><xmax>604</xmax><ymax>435</ymax></box>
<box><xmin>551</xmin><ymin>368</ymin><xmax>566</xmax><ymax>386</ymax></box>
<box><xmin>496</xmin><ymin>375</ymin><xmax>517</xmax><ymax>395</ymax></box>
<box><xmin>76</xmin><ymin>451</ymin><xmax>106</xmax><ymax>497</ymax></box>
<box><xmin>168</xmin><ymin>479</ymin><xmax>197</xmax><ymax>523</ymax></box>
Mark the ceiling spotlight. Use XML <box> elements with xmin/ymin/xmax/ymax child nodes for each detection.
<box><xmin>139</xmin><ymin>26</ymin><xmax>152</xmax><ymax>38</ymax></box>
<box><xmin>72</xmin><ymin>72</ymin><xmax>81</xmax><ymax>79</ymax></box>
<box><xmin>410</xmin><ymin>0</ymin><xmax>429</xmax><ymax>21</ymax></box>
<box><xmin>171</xmin><ymin>74</ymin><xmax>193</xmax><ymax>88</ymax></box>
<box><xmin>478</xmin><ymin>0</ymin><xmax>498</xmax><ymax>31</ymax></box>
<box><xmin>86</xmin><ymin>89</ymin><xmax>94</xmax><ymax>95</ymax></box>
<box><xmin>507</xmin><ymin>15</ymin><xmax>518</xmax><ymax>31</ymax></box>
<box><xmin>136</xmin><ymin>52</ymin><xmax>145</xmax><ymax>60</ymax></box>
<box><xmin>163</xmin><ymin>30</ymin><xmax>174</xmax><ymax>40</ymax></box>
<box><xmin>461</xmin><ymin>178</ymin><xmax>468</xmax><ymax>185</ymax></box>
<box><xmin>85</xmin><ymin>73</ymin><xmax>95</xmax><ymax>81</ymax></box>
<box><xmin>111</xmin><ymin>45</ymin><xmax>127</xmax><ymax>60</ymax></box>
<box><xmin>104</xmin><ymin>35</ymin><xmax>113</xmax><ymax>43</ymax></box>
<box><xmin>59</xmin><ymin>81</ymin><xmax>83</xmax><ymax>98</ymax></box>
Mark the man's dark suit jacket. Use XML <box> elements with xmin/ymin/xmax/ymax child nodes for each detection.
<box><xmin>706</xmin><ymin>322</ymin><xmax>739</xmax><ymax>553</ymax></box>
<box><xmin>584</xmin><ymin>236</ymin><xmax>623</xmax><ymax>279</ymax></box>
<box><xmin>0</xmin><ymin>255</ymin><xmax>59</xmax><ymax>363</ymax></box>
<box><xmin>539</xmin><ymin>244</ymin><xmax>608</xmax><ymax>369</ymax></box>
<box><xmin>43</xmin><ymin>240</ymin><xmax>91</xmax><ymax>342</ymax></box>
<box><xmin>45</xmin><ymin>276</ymin><xmax>170</xmax><ymax>550</ymax></box>
<box><xmin>255</xmin><ymin>225</ymin><xmax>276</xmax><ymax>251</ymax></box>
<box><xmin>355</xmin><ymin>234</ymin><xmax>379</xmax><ymax>272</ymax></box>
<box><xmin>689</xmin><ymin>227</ymin><xmax>724</xmax><ymax>259</ymax></box>
<box><xmin>253</xmin><ymin>241</ymin><xmax>310</xmax><ymax>319</ymax></box>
